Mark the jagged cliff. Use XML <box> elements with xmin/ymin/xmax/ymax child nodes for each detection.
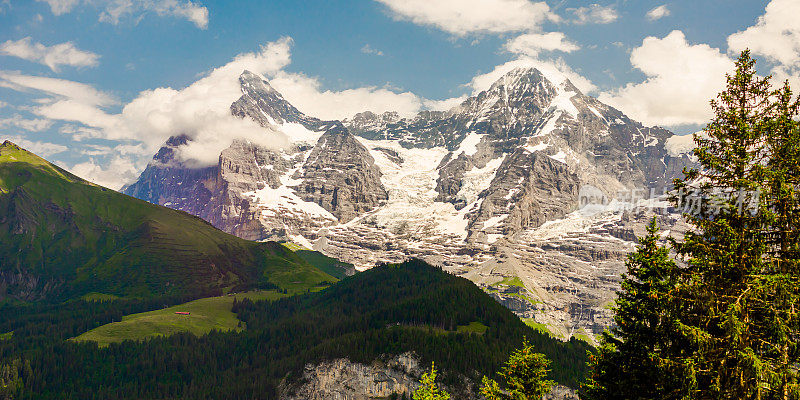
<box><xmin>124</xmin><ymin>67</ymin><xmax>695</xmax><ymax>341</ymax></box>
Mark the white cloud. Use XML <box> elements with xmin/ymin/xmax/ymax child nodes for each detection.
<box><xmin>0</xmin><ymin>71</ymin><xmax>115</xmax><ymax>106</ymax></box>
<box><xmin>67</xmin><ymin>155</ymin><xmax>142</xmax><ymax>189</ymax></box>
<box><xmin>58</xmin><ymin>123</ymin><xmax>106</xmax><ymax>141</ymax></box>
<box><xmin>0</xmin><ymin>37</ymin><xmax>437</xmax><ymax>187</ymax></box>
<box><xmin>35</xmin><ymin>100</ymin><xmax>119</xmax><ymax>131</ymax></box>
<box><xmin>728</xmin><ymin>0</ymin><xmax>800</xmax><ymax>67</ymax></box>
<box><xmin>95</xmin><ymin>37</ymin><xmax>294</xmax><ymax>164</ymax></box>
<box><xmin>361</xmin><ymin>44</ymin><xmax>384</xmax><ymax>56</ymax></box>
<box><xmin>468</xmin><ymin>57</ymin><xmax>597</xmax><ymax>95</ymax></box>
<box><xmin>1</xmin><ymin>38</ymin><xmax>294</xmax><ymax>174</ymax></box>
<box><xmin>0</xmin><ymin>115</ymin><xmax>54</xmax><ymax>132</ymax></box>
<box><xmin>423</xmin><ymin>95</ymin><xmax>468</xmax><ymax>112</ymax></box>
<box><xmin>504</xmin><ymin>32</ymin><xmax>580</xmax><ymax>58</ymax></box>
<box><xmin>770</xmin><ymin>65</ymin><xmax>800</xmax><ymax>98</ymax></box>
<box><xmin>0</xmin><ymin>101</ymin><xmax>7</xmax><ymax>108</ymax></box>
<box><xmin>0</xmin><ymin>37</ymin><xmax>99</xmax><ymax>72</ymax></box>
<box><xmin>599</xmin><ymin>30</ymin><xmax>734</xmax><ymax>126</ymax></box>
<box><xmin>568</xmin><ymin>4</ymin><xmax>618</xmax><ymax>25</ymax></box>
<box><xmin>37</xmin><ymin>0</ymin><xmax>209</xmax><ymax>29</ymax></box>
<box><xmin>728</xmin><ymin>0</ymin><xmax>800</xmax><ymax>91</ymax></box>
<box><xmin>374</xmin><ymin>0</ymin><xmax>558</xmax><ymax>36</ymax></box>
<box><xmin>1</xmin><ymin>135</ymin><xmax>68</xmax><ymax>157</ymax></box>
<box><xmin>269</xmin><ymin>71</ymin><xmax>424</xmax><ymax>120</ymax></box>
<box><xmin>37</xmin><ymin>0</ymin><xmax>79</xmax><ymax>15</ymax></box>
<box><xmin>646</xmin><ymin>5</ymin><xmax>670</xmax><ymax>21</ymax></box>
<box><xmin>8</xmin><ymin>36</ymin><xmax>592</xmax><ymax>187</ymax></box>
<box><xmin>100</xmin><ymin>0</ymin><xmax>209</xmax><ymax>29</ymax></box>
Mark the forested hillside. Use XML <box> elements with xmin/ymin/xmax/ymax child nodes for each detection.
<box><xmin>0</xmin><ymin>260</ymin><xmax>591</xmax><ymax>399</ymax></box>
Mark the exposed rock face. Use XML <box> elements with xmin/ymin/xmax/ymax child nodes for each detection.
<box><xmin>293</xmin><ymin>123</ymin><xmax>388</xmax><ymax>222</ymax></box>
<box><xmin>467</xmin><ymin>150</ymin><xmax>581</xmax><ymax>243</ymax></box>
<box><xmin>125</xmin><ymin>67</ymin><xmax>697</xmax><ymax>341</ymax></box>
<box><xmin>278</xmin><ymin>352</ymin><xmax>578</xmax><ymax>400</ymax></box>
<box><xmin>125</xmin><ymin>71</ymin><xmax>387</xmax><ymax>241</ymax></box>
<box><xmin>0</xmin><ymin>270</ymin><xmax>64</xmax><ymax>301</ymax></box>
<box><xmin>279</xmin><ymin>353</ymin><xmax>423</xmax><ymax>400</ymax></box>
<box><xmin>122</xmin><ymin>135</ymin><xmax>216</xmax><ymax>219</ymax></box>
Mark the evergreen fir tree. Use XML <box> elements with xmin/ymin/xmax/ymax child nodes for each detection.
<box><xmin>412</xmin><ymin>363</ymin><xmax>450</xmax><ymax>400</ymax></box>
<box><xmin>673</xmin><ymin>50</ymin><xmax>798</xmax><ymax>399</ymax></box>
<box><xmin>756</xmin><ymin>80</ymin><xmax>800</xmax><ymax>399</ymax></box>
<box><xmin>581</xmin><ymin>218</ymin><xmax>687</xmax><ymax>400</ymax></box>
<box><xmin>583</xmin><ymin>51</ymin><xmax>800</xmax><ymax>399</ymax></box>
<box><xmin>481</xmin><ymin>338</ymin><xmax>554</xmax><ymax>400</ymax></box>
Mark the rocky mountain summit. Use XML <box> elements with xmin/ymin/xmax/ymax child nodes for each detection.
<box><xmin>125</xmin><ymin>67</ymin><xmax>695</xmax><ymax>341</ymax></box>
<box><xmin>124</xmin><ymin>71</ymin><xmax>387</xmax><ymax>241</ymax></box>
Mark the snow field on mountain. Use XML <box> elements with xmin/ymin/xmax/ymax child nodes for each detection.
<box><xmin>244</xmin><ymin>182</ymin><xmax>336</xmax><ymax>220</ymax></box>
<box><xmin>534</xmin><ymin>111</ymin><xmax>563</xmax><ymax>137</ymax></box>
<box><xmin>457</xmin><ymin>156</ymin><xmax>506</xmax><ymax>206</ymax></box>
<box><xmin>244</xmin><ymin>145</ymin><xmax>335</xmax><ymax>221</ymax></box>
<box><xmin>456</xmin><ymin>132</ymin><xmax>485</xmax><ymax>157</ymax></box>
<box><xmin>357</xmin><ymin>138</ymin><xmax>507</xmax><ymax>241</ymax></box>
<box><xmin>281</xmin><ymin>122</ymin><xmax>325</xmax><ymax>145</ymax></box>
<box><xmin>549</xmin><ymin>89</ymin><xmax>579</xmax><ymax>118</ymax></box>
<box><xmin>665</xmin><ymin>132</ymin><xmax>697</xmax><ymax>156</ymax></box>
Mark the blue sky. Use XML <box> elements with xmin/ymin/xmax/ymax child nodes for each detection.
<box><xmin>1</xmin><ymin>0</ymin><xmax>798</xmax><ymax>188</ymax></box>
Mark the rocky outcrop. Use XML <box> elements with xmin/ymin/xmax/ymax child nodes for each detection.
<box><xmin>0</xmin><ymin>270</ymin><xmax>65</xmax><ymax>301</ymax></box>
<box><xmin>278</xmin><ymin>352</ymin><xmax>579</xmax><ymax>400</ymax></box>
<box><xmin>121</xmin><ymin>135</ymin><xmax>217</xmax><ymax>218</ymax></box>
<box><xmin>468</xmin><ymin>150</ymin><xmax>581</xmax><ymax>243</ymax></box>
<box><xmin>294</xmin><ymin>123</ymin><xmax>388</xmax><ymax>222</ymax></box>
<box><xmin>278</xmin><ymin>353</ymin><xmax>423</xmax><ymax>400</ymax></box>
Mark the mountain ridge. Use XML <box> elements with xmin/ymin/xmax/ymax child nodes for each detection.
<box><xmin>0</xmin><ymin>140</ymin><xmax>334</xmax><ymax>301</ymax></box>
<box><xmin>122</xmin><ymin>66</ymin><xmax>695</xmax><ymax>341</ymax></box>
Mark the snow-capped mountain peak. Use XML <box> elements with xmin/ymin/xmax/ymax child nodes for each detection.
<box><xmin>126</xmin><ymin>65</ymin><xmax>696</xmax><ymax>343</ymax></box>
<box><xmin>232</xmin><ymin>70</ymin><xmax>323</xmax><ymax>129</ymax></box>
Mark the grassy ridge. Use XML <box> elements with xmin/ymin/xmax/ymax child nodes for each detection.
<box><xmin>294</xmin><ymin>249</ymin><xmax>355</xmax><ymax>280</ymax></box>
<box><xmin>73</xmin><ymin>290</ymin><xmax>289</xmax><ymax>346</ymax></box>
<box><xmin>0</xmin><ymin>141</ymin><xmax>334</xmax><ymax>300</ymax></box>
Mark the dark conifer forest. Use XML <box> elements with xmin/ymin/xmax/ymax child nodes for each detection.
<box><xmin>0</xmin><ymin>260</ymin><xmax>591</xmax><ymax>399</ymax></box>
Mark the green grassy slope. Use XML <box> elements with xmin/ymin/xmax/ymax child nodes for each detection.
<box><xmin>293</xmin><ymin>249</ymin><xmax>355</xmax><ymax>279</ymax></box>
<box><xmin>0</xmin><ymin>140</ymin><xmax>334</xmax><ymax>300</ymax></box>
<box><xmin>73</xmin><ymin>290</ymin><xmax>290</xmax><ymax>346</ymax></box>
